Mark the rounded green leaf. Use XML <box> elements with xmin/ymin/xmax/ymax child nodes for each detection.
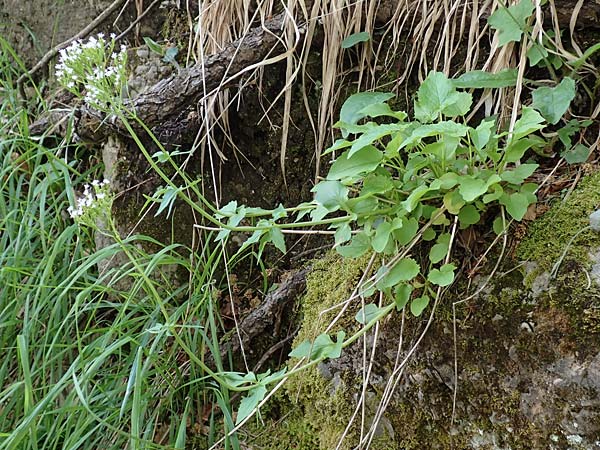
<box><xmin>355</xmin><ymin>304</ymin><xmax>385</xmax><ymax>324</ymax></box>
<box><xmin>376</xmin><ymin>258</ymin><xmax>420</xmax><ymax>290</ymax></box>
<box><xmin>372</xmin><ymin>221</ymin><xmax>392</xmax><ymax>253</ymax></box>
<box><xmin>458</xmin><ymin>176</ymin><xmax>488</xmax><ymax>202</ymax></box>
<box><xmin>422</xmin><ymin>228</ymin><xmax>436</xmax><ymax>242</ymax></box>
<box><xmin>429</xmin><ymin>234</ymin><xmax>451</xmax><ymax>264</ymax></box>
<box><xmin>458</xmin><ymin>204</ymin><xmax>481</xmax><ymax>228</ymax></box>
<box><xmin>562</xmin><ymin>144</ymin><xmax>592</xmax><ymax>165</ymax></box>
<box><xmin>312</xmin><ymin>180</ymin><xmax>348</xmax><ymax>211</ymax></box>
<box><xmin>336</xmin><ymin>232</ymin><xmax>370</xmax><ymax>258</ymax></box>
<box><xmin>499</xmin><ymin>192</ymin><xmax>531</xmax><ymax>221</ymax></box>
<box><xmin>428</xmin><ymin>263</ymin><xmax>456</xmax><ymax>286</ymax></box>
<box><xmin>410</xmin><ymin>295</ymin><xmax>430</xmax><ymax>317</ymax></box>
<box><xmin>393</xmin><ymin>217</ymin><xmax>418</xmax><ymax>245</ymax></box>
<box><xmin>444</xmin><ymin>190</ymin><xmax>466</xmax><ymax>215</ymax></box>
<box><xmin>532</xmin><ymin>77</ymin><xmax>576</xmax><ymax>125</ymax></box>
<box><xmin>493</xmin><ymin>215</ymin><xmax>508</xmax><ymax>235</ymax></box>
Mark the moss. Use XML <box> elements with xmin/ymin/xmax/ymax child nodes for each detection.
<box><xmin>284</xmin><ymin>251</ymin><xmax>374</xmax><ymax>449</ymax></box>
<box><xmin>517</xmin><ymin>170</ymin><xmax>600</xmax><ymax>270</ymax></box>
<box><xmin>293</xmin><ymin>251</ymin><xmax>374</xmax><ymax>340</ymax></box>
<box><xmin>242</xmin><ymin>394</ymin><xmax>320</xmax><ymax>450</ymax></box>
<box><xmin>515</xmin><ymin>170</ymin><xmax>600</xmax><ymax>352</ymax></box>
<box><xmin>254</xmin><ymin>243</ymin><xmax>599</xmax><ymax>449</ymax></box>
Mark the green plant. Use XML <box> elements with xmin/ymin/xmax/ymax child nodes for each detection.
<box><xmin>55</xmin><ymin>33</ymin><xmax>127</xmax><ymax>110</ymax></box>
<box><xmin>45</xmin><ymin>6</ymin><xmax>593</xmax><ymax>442</ymax></box>
<box><xmin>200</xmin><ymin>67</ymin><xmax>574</xmax><ymax>431</ymax></box>
<box><xmin>0</xmin><ymin>38</ymin><xmax>246</xmax><ymax>450</ymax></box>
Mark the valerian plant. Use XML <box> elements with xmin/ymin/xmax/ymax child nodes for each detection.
<box><xmin>55</xmin><ymin>33</ymin><xmax>127</xmax><ymax>111</ymax></box>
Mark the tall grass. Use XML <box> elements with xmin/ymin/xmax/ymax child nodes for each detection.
<box><xmin>0</xmin><ymin>40</ymin><xmax>237</xmax><ymax>449</ymax></box>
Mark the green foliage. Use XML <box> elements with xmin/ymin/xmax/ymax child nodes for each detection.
<box><xmin>452</xmin><ymin>69</ymin><xmax>518</xmax><ymax>88</ymax></box>
<box><xmin>45</xmin><ymin>10</ymin><xmax>592</xmax><ymax>437</ymax></box>
<box><xmin>213</xmin><ymin>67</ymin><xmax>577</xmax><ymax>376</ymax></box>
<box><xmin>414</xmin><ymin>72</ymin><xmax>472</xmax><ymax>122</ymax></box>
<box><xmin>209</xmin><ymin>42</ymin><xmax>586</xmax><ymax>420</ymax></box>
<box><xmin>143</xmin><ymin>36</ymin><xmax>165</xmax><ymax>55</ymax></box>
<box><xmin>341</xmin><ymin>31</ymin><xmax>370</xmax><ymax>49</ymax></box>
<box><xmin>531</xmin><ymin>77</ymin><xmax>576</xmax><ymax>125</ymax></box>
<box><xmin>0</xmin><ymin>122</ymin><xmax>237</xmax><ymax>449</ymax></box>
<box><xmin>562</xmin><ymin>144</ymin><xmax>592</xmax><ymax>164</ymax></box>
<box><xmin>1</xmin><ymin>38</ymin><xmax>250</xmax><ymax>450</ymax></box>
<box><xmin>355</xmin><ymin>304</ymin><xmax>386</xmax><ymax>324</ymax></box>
<box><xmin>289</xmin><ymin>331</ymin><xmax>346</xmax><ymax>361</ymax></box>
<box><xmin>488</xmin><ymin>0</ymin><xmax>535</xmax><ymax>46</ymax></box>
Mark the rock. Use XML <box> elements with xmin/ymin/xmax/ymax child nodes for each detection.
<box><xmin>275</xmin><ymin>172</ymin><xmax>600</xmax><ymax>450</ymax></box>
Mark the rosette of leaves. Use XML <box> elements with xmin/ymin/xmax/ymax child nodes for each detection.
<box><xmin>309</xmin><ymin>71</ymin><xmax>547</xmax><ymax>307</ymax></box>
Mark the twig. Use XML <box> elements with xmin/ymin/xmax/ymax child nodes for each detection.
<box><xmin>114</xmin><ymin>0</ymin><xmax>162</xmax><ymax>42</ymax></box>
<box><xmin>16</xmin><ymin>0</ymin><xmax>127</xmax><ymax>89</ymax></box>
<box><xmin>252</xmin><ymin>330</ymin><xmax>299</xmax><ymax>373</ymax></box>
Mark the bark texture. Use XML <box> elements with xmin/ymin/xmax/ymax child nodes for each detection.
<box><xmin>28</xmin><ymin>1</ymin><xmax>600</xmax><ymax>140</ymax></box>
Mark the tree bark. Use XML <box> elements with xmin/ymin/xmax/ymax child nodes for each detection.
<box><xmin>31</xmin><ymin>2</ymin><xmax>600</xmax><ymax>140</ymax></box>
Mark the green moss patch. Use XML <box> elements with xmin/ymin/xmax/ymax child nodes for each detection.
<box><xmin>517</xmin><ymin>170</ymin><xmax>600</xmax><ymax>270</ymax></box>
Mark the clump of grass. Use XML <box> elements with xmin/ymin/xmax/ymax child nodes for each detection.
<box><xmin>0</xmin><ymin>39</ymin><xmax>240</xmax><ymax>450</ymax></box>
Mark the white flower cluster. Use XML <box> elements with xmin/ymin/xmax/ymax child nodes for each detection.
<box><xmin>68</xmin><ymin>179</ymin><xmax>110</xmax><ymax>219</ymax></box>
<box><xmin>55</xmin><ymin>33</ymin><xmax>127</xmax><ymax>111</ymax></box>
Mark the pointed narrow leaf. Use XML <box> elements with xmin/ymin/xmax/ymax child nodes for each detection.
<box><xmin>342</xmin><ymin>31</ymin><xmax>370</xmax><ymax>49</ymax></box>
<box><xmin>452</xmin><ymin>69</ymin><xmax>518</xmax><ymax>88</ymax></box>
<box><xmin>236</xmin><ymin>385</ymin><xmax>267</xmax><ymax>425</ymax></box>
<box><xmin>269</xmin><ymin>227</ymin><xmax>286</xmax><ymax>253</ymax></box>
<box><xmin>500</xmin><ymin>164</ymin><xmax>538</xmax><ymax>185</ymax></box>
